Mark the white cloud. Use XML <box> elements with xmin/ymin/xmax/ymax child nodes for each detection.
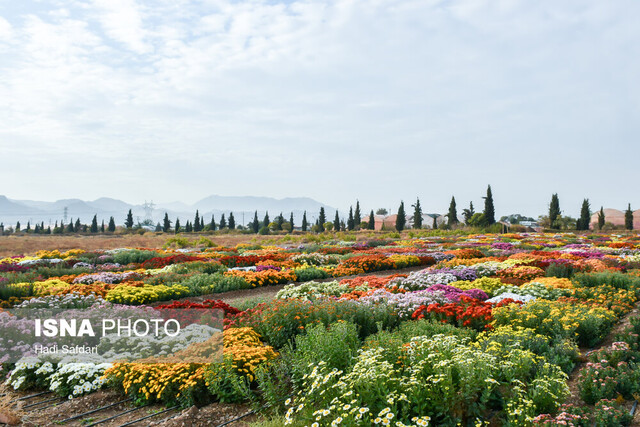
<box><xmin>0</xmin><ymin>0</ymin><xmax>639</xmax><ymax>214</ymax></box>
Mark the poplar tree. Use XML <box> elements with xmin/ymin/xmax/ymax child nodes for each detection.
<box><xmin>483</xmin><ymin>186</ymin><xmax>495</xmax><ymax>225</ymax></box>
<box><xmin>347</xmin><ymin>207</ymin><xmax>355</xmax><ymax>231</ymax></box>
<box><xmin>210</xmin><ymin>215</ymin><xmax>216</xmax><ymax>231</ymax></box>
<box><xmin>625</xmin><ymin>204</ymin><xmax>634</xmax><ymax>230</ymax></box>
<box><xmin>90</xmin><ymin>215</ymin><xmax>98</xmax><ymax>233</ymax></box>
<box><xmin>163</xmin><ymin>213</ymin><xmax>171</xmax><ymax>232</ymax></box>
<box><xmin>289</xmin><ymin>212</ymin><xmax>294</xmax><ymax>231</ymax></box>
<box><xmin>549</xmin><ymin>194</ymin><xmax>560</xmax><ymax>230</ymax></box>
<box><xmin>413</xmin><ymin>198</ymin><xmax>423</xmax><ymax>229</ymax></box>
<box><xmin>252</xmin><ymin>211</ymin><xmax>260</xmax><ymax>233</ymax></box>
<box><xmin>108</xmin><ymin>217</ymin><xmax>116</xmax><ymax>232</ymax></box>
<box><xmin>318</xmin><ymin>208</ymin><xmax>326</xmax><ymax>232</ymax></box>
<box><xmin>597</xmin><ymin>207</ymin><xmax>605</xmax><ymax>230</ymax></box>
<box><xmin>334</xmin><ymin>210</ymin><xmax>340</xmax><ymax>231</ymax></box>
<box><xmin>194</xmin><ymin>210</ymin><xmax>201</xmax><ymax>232</ymax></box>
<box><xmin>263</xmin><ymin>212</ymin><xmax>270</xmax><ymax>229</ymax></box>
<box><xmin>219</xmin><ymin>214</ymin><xmax>227</xmax><ymax>229</ymax></box>
<box><xmin>125</xmin><ymin>209</ymin><xmax>134</xmax><ymax>229</ymax></box>
<box><xmin>447</xmin><ymin>196</ymin><xmax>458</xmax><ymax>226</ymax></box>
<box><xmin>175</xmin><ymin>218</ymin><xmax>181</xmax><ymax>233</ymax></box>
<box><xmin>396</xmin><ymin>201</ymin><xmax>406</xmax><ymax>231</ymax></box>
<box><xmin>577</xmin><ymin>199</ymin><xmax>591</xmax><ymax>231</ymax></box>
<box><xmin>229</xmin><ymin>212</ymin><xmax>236</xmax><ymax>229</ymax></box>
<box><xmin>354</xmin><ymin>201</ymin><xmax>361</xmax><ymax>229</ymax></box>
<box><xmin>368</xmin><ymin>210</ymin><xmax>375</xmax><ymax>230</ymax></box>
<box><xmin>302</xmin><ymin>211</ymin><xmax>308</xmax><ymax>232</ymax></box>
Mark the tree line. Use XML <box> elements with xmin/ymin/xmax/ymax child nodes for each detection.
<box><xmin>0</xmin><ymin>186</ymin><xmax>636</xmax><ymax>235</ymax></box>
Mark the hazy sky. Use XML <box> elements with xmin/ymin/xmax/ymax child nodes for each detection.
<box><xmin>1</xmin><ymin>0</ymin><xmax>639</xmax><ymax>217</ymax></box>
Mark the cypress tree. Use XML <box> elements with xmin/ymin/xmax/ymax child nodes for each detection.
<box><xmin>447</xmin><ymin>196</ymin><xmax>458</xmax><ymax>226</ymax></box>
<box><xmin>175</xmin><ymin>218</ymin><xmax>181</xmax><ymax>234</ymax></box>
<box><xmin>368</xmin><ymin>210</ymin><xmax>375</xmax><ymax>230</ymax></box>
<box><xmin>210</xmin><ymin>215</ymin><xmax>216</xmax><ymax>231</ymax></box>
<box><xmin>108</xmin><ymin>216</ymin><xmax>116</xmax><ymax>232</ymax></box>
<box><xmin>263</xmin><ymin>212</ymin><xmax>270</xmax><ymax>229</ymax></box>
<box><xmin>75</xmin><ymin>218</ymin><xmax>81</xmax><ymax>232</ymax></box>
<box><xmin>125</xmin><ymin>209</ymin><xmax>134</xmax><ymax>229</ymax></box>
<box><xmin>549</xmin><ymin>194</ymin><xmax>561</xmax><ymax>230</ymax></box>
<box><xmin>186</xmin><ymin>220</ymin><xmax>192</xmax><ymax>232</ymax></box>
<box><xmin>332</xmin><ymin>210</ymin><xmax>340</xmax><ymax>231</ymax></box>
<box><xmin>275</xmin><ymin>213</ymin><xmax>284</xmax><ymax>231</ymax></box>
<box><xmin>396</xmin><ymin>201</ymin><xmax>406</xmax><ymax>231</ymax></box>
<box><xmin>252</xmin><ymin>211</ymin><xmax>260</xmax><ymax>233</ymax></box>
<box><xmin>163</xmin><ymin>213</ymin><xmax>171</xmax><ymax>232</ymax></box>
<box><xmin>432</xmin><ymin>215</ymin><xmax>438</xmax><ymax>229</ymax></box>
<box><xmin>34</xmin><ymin>224</ymin><xmax>40</xmax><ymax>234</ymax></box>
<box><xmin>229</xmin><ymin>212</ymin><xmax>236</xmax><ymax>229</ymax></box>
<box><xmin>16</xmin><ymin>221</ymin><xmax>20</xmax><ymax>232</ymax></box>
<box><xmin>67</xmin><ymin>219</ymin><xmax>74</xmax><ymax>233</ymax></box>
<box><xmin>26</xmin><ymin>221</ymin><xmax>31</xmax><ymax>232</ymax></box>
<box><xmin>598</xmin><ymin>207</ymin><xmax>605</xmax><ymax>230</ymax></box>
<box><xmin>413</xmin><ymin>198</ymin><xmax>423</xmax><ymax>229</ymax></box>
<box><xmin>219</xmin><ymin>214</ymin><xmax>227</xmax><ymax>229</ymax></box>
<box><xmin>577</xmin><ymin>199</ymin><xmax>591</xmax><ymax>231</ymax></box>
<box><xmin>289</xmin><ymin>212</ymin><xmax>294</xmax><ymax>231</ymax></box>
<box><xmin>101</xmin><ymin>220</ymin><xmax>105</xmax><ymax>233</ymax></box>
<box><xmin>200</xmin><ymin>217</ymin><xmax>205</xmax><ymax>231</ymax></box>
<box><xmin>340</xmin><ymin>220</ymin><xmax>346</xmax><ymax>232</ymax></box>
<box><xmin>354</xmin><ymin>201</ymin><xmax>361</xmax><ymax>229</ymax></box>
<box><xmin>318</xmin><ymin>208</ymin><xmax>326</xmax><ymax>232</ymax></box>
<box><xmin>483</xmin><ymin>186</ymin><xmax>495</xmax><ymax>225</ymax></box>
<box><xmin>347</xmin><ymin>207</ymin><xmax>355</xmax><ymax>231</ymax></box>
<box><xmin>46</xmin><ymin>226</ymin><xmax>51</xmax><ymax>234</ymax></box>
<box><xmin>625</xmin><ymin>204</ymin><xmax>634</xmax><ymax>230</ymax></box>
<box><xmin>194</xmin><ymin>210</ymin><xmax>201</xmax><ymax>232</ymax></box>
<box><xmin>155</xmin><ymin>222</ymin><xmax>162</xmax><ymax>231</ymax></box>
<box><xmin>302</xmin><ymin>211</ymin><xmax>308</xmax><ymax>232</ymax></box>
<box><xmin>90</xmin><ymin>215</ymin><xmax>98</xmax><ymax>233</ymax></box>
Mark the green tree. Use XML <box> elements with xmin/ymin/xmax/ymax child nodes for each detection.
<box><xmin>483</xmin><ymin>186</ymin><xmax>495</xmax><ymax>225</ymax></box>
<box><xmin>252</xmin><ymin>211</ymin><xmax>259</xmax><ymax>233</ymax></box>
<box><xmin>318</xmin><ymin>208</ymin><xmax>326</xmax><ymax>232</ymax></box>
<box><xmin>334</xmin><ymin>210</ymin><xmax>340</xmax><ymax>231</ymax></box>
<box><xmin>125</xmin><ymin>209</ymin><xmax>134</xmax><ymax>229</ymax></box>
<box><xmin>263</xmin><ymin>212</ymin><xmax>270</xmax><ymax>229</ymax></box>
<box><xmin>185</xmin><ymin>220</ymin><xmax>193</xmax><ymax>232</ymax></box>
<box><xmin>108</xmin><ymin>217</ymin><xmax>116</xmax><ymax>232</ymax></box>
<box><xmin>396</xmin><ymin>201</ymin><xmax>406</xmax><ymax>231</ymax></box>
<box><xmin>75</xmin><ymin>218</ymin><xmax>81</xmax><ymax>232</ymax></box>
<box><xmin>347</xmin><ymin>207</ymin><xmax>355</xmax><ymax>231</ymax></box>
<box><xmin>175</xmin><ymin>218</ymin><xmax>181</xmax><ymax>234</ymax></box>
<box><xmin>194</xmin><ymin>210</ymin><xmax>201</xmax><ymax>232</ymax></box>
<box><xmin>447</xmin><ymin>196</ymin><xmax>458</xmax><ymax>226</ymax></box>
<box><xmin>26</xmin><ymin>221</ymin><xmax>31</xmax><ymax>232</ymax></box>
<box><xmin>549</xmin><ymin>194</ymin><xmax>561</xmax><ymax>230</ymax></box>
<box><xmin>219</xmin><ymin>214</ymin><xmax>227</xmax><ymax>229</ymax></box>
<box><xmin>209</xmin><ymin>215</ymin><xmax>216</xmax><ymax>231</ymax></box>
<box><xmin>66</xmin><ymin>219</ymin><xmax>74</xmax><ymax>233</ymax></box>
<box><xmin>100</xmin><ymin>220</ymin><xmax>105</xmax><ymax>233</ymax></box>
<box><xmin>368</xmin><ymin>210</ymin><xmax>375</xmax><ymax>230</ymax></box>
<box><xmin>597</xmin><ymin>207</ymin><xmax>605</xmax><ymax>230</ymax></box>
<box><xmin>155</xmin><ymin>222</ymin><xmax>162</xmax><ymax>231</ymax></box>
<box><xmin>163</xmin><ymin>213</ymin><xmax>171</xmax><ymax>232</ymax></box>
<box><xmin>302</xmin><ymin>211</ymin><xmax>308</xmax><ymax>232</ymax></box>
<box><xmin>275</xmin><ymin>213</ymin><xmax>284</xmax><ymax>231</ymax></box>
<box><xmin>432</xmin><ymin>215</ymin><xmax>438</xmax><ymax>229</ymax></box>
<box><xmin>229</xmin><ymin>212</ymin><xmax>236</xmax><ymax>230</ymax></box>
<box><xmin>625</xmin><ymin>204</ymin><xmax>634</xmax><ymax>230</ymax></box>
<box><xmin>577</xmin><ymin>199</ymin><xmax>591</xmax><ymax>231</ymax></box>
<box><xmin>90</xmin><ymin>215</ymin><xmax>98</xmax><ymax>233</ymax></box>
<box><xmin>412</xmin><ymin>198</ymin><xmax>422</xmax><ymax>229</ymax></box>
<box><xmin>354</xmin><ymin>201</ymin><xmax>361</xmax><ymax>229</ymax></box>
<box><xmin>376</xmin><ymin>208</ymin><xmax>388</xmax><ymax>216</ymax></box>
<box><xmin>15</xmin><ymin>221</ymin><xmax>20</xmax><ymax>232</ymax></box>
<box><xmin>289</xmin><ymin>212</ymin><xmax>294</xmax><ymax>231</ymax></box>
<box><xmin>462</xmin><ymin>202</ymin><xmax>475</xmax><ymax>225</ymax></box>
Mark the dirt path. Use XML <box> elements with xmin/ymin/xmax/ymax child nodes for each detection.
<box><xmin>564</xmin><ymin>303</ymin><xmax>640</xmax><ymax>424</ymax></box>
<box><xmin>150</xmin><ymin>265</ymin><xmax>427</xmax><ymax>307</ymax></box>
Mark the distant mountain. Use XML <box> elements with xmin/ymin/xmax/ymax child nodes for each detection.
<box><xmin>0</xmin><ymin>195</ymin><xmax>335</xmax><ymax>226</ymax></box>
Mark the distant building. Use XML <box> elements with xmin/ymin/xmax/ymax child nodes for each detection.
<box><xmin>590</xmin><ymin>208</ymin><xmax>640</xmax><ymax>229</ymax></box>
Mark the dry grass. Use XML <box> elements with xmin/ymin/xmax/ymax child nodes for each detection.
<box><xmin>0</xmin><ymin>393</ymin><xmax>21</xmax><ymax>425</ymax></box>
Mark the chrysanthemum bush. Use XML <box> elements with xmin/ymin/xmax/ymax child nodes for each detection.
<box><xmin>284</xmin><ymin>334</ymin><xmax>568</xmax><ymax>426</ymax></box>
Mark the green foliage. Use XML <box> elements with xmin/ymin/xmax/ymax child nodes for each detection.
<box><xmin>625</xmin><ymin>203</ymin><xmax>634</xmax><ymax>230</ymax></box>
<box><xmin>395</xmin><ymin>201</ymin><xmax>406</xmax><ymax>231</ymax></box>
<box><xmin>597</xmin><ymin>206</ymin><xmax>605</xmax><ymax>230</ymax></box>
<box><xmin>413</xmin><ymin>198</ymin><xmax>422</xmax><ymax>229</ymax></box>
<box><xmin>576</xmin><ymin>199</ymin><xmax>591</xmax><ymax>231</ymax></box>
<box><xmin>447</xmin><ymin>196</ymin><xmax>458</xmax><ymax>226</ymax></box>
<box><xmin>549</xmin><ymin>194</ymin><xmax>561</xmax><ymax>229</ymax></box>
<box><xmin>125</xmin><ymin>209</ymin><xmax>134</xmax><ymax>229</ymax></box>
<box><xmin>368</xmin><ymin>210</ymin><xmax>375</xmax><ymax>230</ymax></box>
<box><xmin>293</xmin><ymin>266</ymin><xmax>330</xmax><ymax>282</ymax></box>
<box><xmin>483</xmin><ymin>185</ymin><xmax>495</xmax><ymax>225</ymax></box>
<box><xmin>573</xmin><ymin>271</ymin><xmax>640</xmax><ymax>292</ymax></box>
<box><xmin>545</xmin><ymin>263</ymin><xmax>575</xmax><ymax>278</ymax></box>
<box><xmin>112</xmin><ymin>249</ymin><xmax>159</xmax><ymax>264</ymax></box>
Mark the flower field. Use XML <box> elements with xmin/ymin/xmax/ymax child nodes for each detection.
<box><xmin>2</xmin><ymin>232</ymin><xmax>640</xmax><ymax>425</ymax></box>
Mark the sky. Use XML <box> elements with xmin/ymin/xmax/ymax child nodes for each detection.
<box><xmin>1</xmin><ymin>0</ymin><xmax>639</xmax><ymax>218</ymax></box>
